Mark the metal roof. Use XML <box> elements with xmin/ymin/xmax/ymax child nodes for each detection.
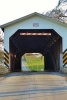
<box><xmin>0</xmin><ymin>12</ymin><xmax>67</xmax><ymax>28</ymax></box>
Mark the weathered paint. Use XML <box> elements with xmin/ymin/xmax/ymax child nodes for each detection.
<box><xmin>1</xmin><ymin>13</ymin><xmax>67</xmax><ymax>69</ymax></box>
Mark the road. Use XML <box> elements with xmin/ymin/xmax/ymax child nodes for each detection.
<box><xmin>0</xmin><ymin>72</ymin><xmax>67</xmax><ymax>100</ymax></box>
<box><xmin>21</xmin><ymin>59</ymin><xmax>30</xmax><ymax>71</ymax></box>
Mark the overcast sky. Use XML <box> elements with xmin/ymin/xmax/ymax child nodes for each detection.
<box><xmin>0</xmin><ymin>0</ymin><xmax>59</xmax><ymax>25</ymax></box>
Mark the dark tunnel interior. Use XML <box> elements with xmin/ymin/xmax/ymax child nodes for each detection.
<box><xmin>9</xmin><ymin>29</ymin><xmax>62</xmax><ymax>72</ymax></box>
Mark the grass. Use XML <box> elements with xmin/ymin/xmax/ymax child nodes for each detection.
<box><xmin>0</xmin><ymin>65</ymin><xmax>9</xmax><ymax>75</ymax></box>
<box><xmin>25</xmin><ymin>54</ymin><xmax>44</xmax><ymax>71</ymax></box>
<box><xmin>0</xmin><ymin>51</ymin><xmax>3</xmax><ymax>58</ymax></box>
<box><xmin>61</xmin><ymin>66</ymin><xmax>67</xmax><ymax>74</ymax></box>
<box><xmin>0</xmin><ymin>51</ymin><xmax>9</xmax><ymax>75</ymax></box>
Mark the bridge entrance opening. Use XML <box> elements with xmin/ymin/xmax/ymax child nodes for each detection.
<box><xmin>9</xmin><ymin>29</ymin><xmax>62</xmax><ymax>72</ymax></box>
<box><xmin>21</xmin><ymin>53</ymin><xmax>44</xmax><ymax>72</ymax></box>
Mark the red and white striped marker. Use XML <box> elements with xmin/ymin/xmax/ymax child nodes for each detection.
<box><xmin>20</xmin><ymin>33</ymin><xmax>51</xmax><ymax>35</ymax></box>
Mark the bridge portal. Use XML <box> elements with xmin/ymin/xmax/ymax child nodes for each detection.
<box><xmin>0</xmin><ymin>12</ymin><xmax>67</xmax><ymax>72</ymax></box>
<box><xmin>9</xmin><ymin>29</ymin><xmax>62</xmax><ymax>71</ymax></box>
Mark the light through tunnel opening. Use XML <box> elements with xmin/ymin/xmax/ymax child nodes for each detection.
<box><xmin>21</xmin><ymin>53</ymin><xmax>44</xmax><ymax>72</ymax></box>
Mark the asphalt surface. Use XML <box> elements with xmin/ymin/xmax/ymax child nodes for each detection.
<box><xmin>0</xmin><ymin>72</ymin><xmax>67</xmax><ymax>100</ymax></box>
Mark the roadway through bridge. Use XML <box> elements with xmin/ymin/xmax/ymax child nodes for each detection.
<box><xmin>21</xmin><ymin>58</ymin><xmax>30</xmax><ymax>71</ymax></box>
<box><xmin>0</xmin><ymin>72</ymin><xmax>67</xmax><ymax>100</ymax></box>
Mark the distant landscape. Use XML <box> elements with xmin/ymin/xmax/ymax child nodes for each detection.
<box><xmin>22</xmin><ymin>53</ymin><xmax>44</xmax><ymax>71</ymax></box>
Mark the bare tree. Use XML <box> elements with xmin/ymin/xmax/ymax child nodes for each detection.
<box><xmin>45</xmin><ymin>0</ymin><xmax>67</xmax><ymax>23</ymax></box>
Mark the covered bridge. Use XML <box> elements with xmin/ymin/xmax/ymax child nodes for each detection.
<box><xmin>0</xmin><ymin>12</ymin><xmax>67</xmax><ymax>71</ymax></box>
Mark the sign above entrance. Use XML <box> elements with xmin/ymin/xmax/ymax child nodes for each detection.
<box><xmin>33</xmin><ymin>23</ymin><xmax>39</xmax><ymax>27</ymax></box>
<box><xmin>20</xmin><ymin>33</ymin><xmax>51</xmax><ymax>35</ymax></box>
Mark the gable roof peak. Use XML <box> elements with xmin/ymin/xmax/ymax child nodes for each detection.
<box><xmin>0</xmin><ymin>12</ymin><xmax>67</xmax><ymax>28</ymax></box>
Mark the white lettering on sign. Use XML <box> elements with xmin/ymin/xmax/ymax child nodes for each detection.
<box><xmin>33</xmin><ymin>23</ymin><xmax>39</xmax><ymax>27</ymax></box>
